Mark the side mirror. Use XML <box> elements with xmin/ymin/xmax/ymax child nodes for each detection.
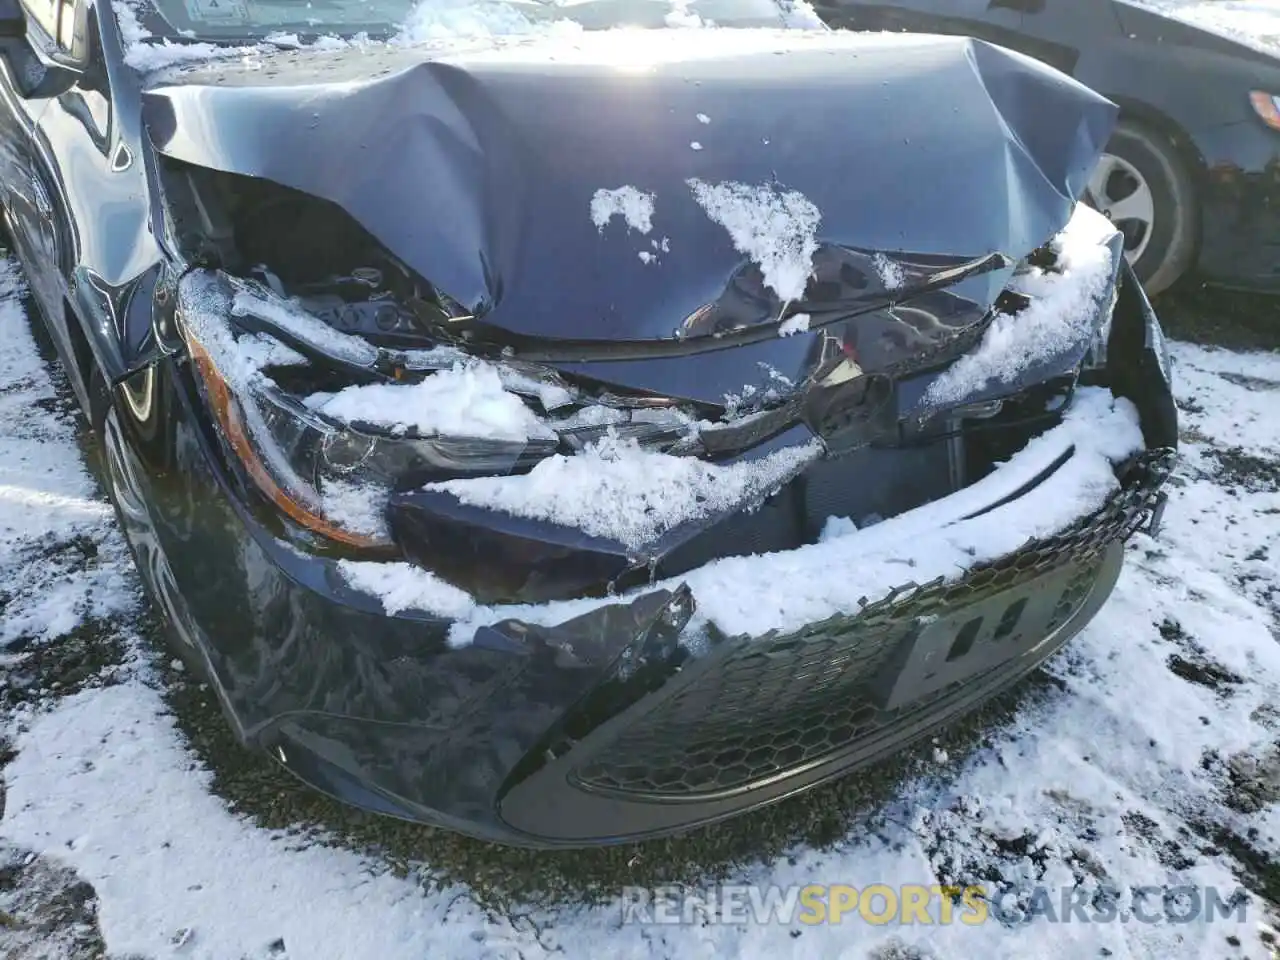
<box><xmin>0</xmin><ymin>0</ymin><xmax>24</xmax><ymax>38</ymax></box>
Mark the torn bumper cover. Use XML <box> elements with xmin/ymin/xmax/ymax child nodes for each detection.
<box><xmin>272</xmin><ymin>460</ymin><xmax>1172</xmax><ymax>848</ymax></box>
<box><xmin>139</xmin><ymin>33</ymin><xmax>1176</xmax><ymax>845</ymax></box>
<box><xmin>209</xmin><ymin>258</ymin><xmax>1175</xmax><ymax>848</ymax></box>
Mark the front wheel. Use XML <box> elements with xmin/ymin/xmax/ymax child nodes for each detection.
<box><xmin>1089</xmin><ymin>119</ymin><xmax>1199</xmax><ymax>297</ymax></box>
<box><xmin>94</xmin><ymin>368</ymin><xmax>212</xmax><ymax>685</ymax></box>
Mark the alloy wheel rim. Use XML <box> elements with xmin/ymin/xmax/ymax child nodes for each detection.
<box><xmin>1088</xmin><ymin>153</ymin><xmax>1157</xmax><ymax>264</ymax></box>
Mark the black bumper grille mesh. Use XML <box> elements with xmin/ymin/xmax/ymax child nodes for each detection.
<box><xmin>570</xmin><ymin>451</ymin><xmax>1173</xmax><ymax>798</ymax></box>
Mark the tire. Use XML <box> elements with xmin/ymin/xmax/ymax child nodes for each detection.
<box><xmin>1089</xmin><ymin>118</ymin><xmax>1199</xmax><ymax>297</ymax></box>
<box><xmin>92</xmin><ymin>367</ymin><xmax>214</xmax><ymax>687</ymax></box>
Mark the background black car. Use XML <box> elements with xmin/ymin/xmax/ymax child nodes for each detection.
<box><xmin>814</xmin><ymin>0</ymin><xmax>1280</xmax><ymax>295</ymax></box>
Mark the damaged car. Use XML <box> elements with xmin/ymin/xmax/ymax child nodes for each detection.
<box><xmin>0</xmin><ymin>0</ymin><xmax>1176</xmax><ymax>845</ymax></box>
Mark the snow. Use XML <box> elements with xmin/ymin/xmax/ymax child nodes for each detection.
<box><xmin>331</xmin><ymin>385</ymin><xmax>1142</xmax><ymax>648</ymax></box>
<box><xmin>233</xmin><ymin>332</ymin><xmax>308</xmax><ymax>371</ymax></box>
<box><xmin>492</xmin><ymin>363</ymin><xmax>576</xmax><ymax>411</ymax></box>
<box><xmin>178</xmin><ymin>272</ymin><xmax>338</xmax><ymax>520</ymax></box>
<box><xmin>425</xmin><ymin>431</ymin><xmax>823</xmax><ymax>551</ymax></box>
<box><xmin>874</xmin><ymin>252</ymin><xmax>907</xmax><ymax>291</ymax></box>
<box><xmin>180</xmin><ymin>272</ymin><xmax>408</xmax><ymax>540</ymax></box>
<box><xmin>590</xmin><ymin>186</ymin><xmax>656</xmax><ymax>235</ymax></box>
<box><xmin>635</xmin><ymin>386</ymin><xmax>1142</xmax><ymax>639</ymax></box>
<box><xmin>112</xmin><ymin>0</ymin><xmax>231</xmax><ymax>72</ymax></box>
<box><xmin>318</xmin><ymin>478</ymin><xmax>390</xmax><ymax>540</ymax></box>
<box><xmin>113</xmin><ymin>0</ymin><xmax>577</xmax><ymax>74</ymax></box>
<box><xmin>925</xmin><ymin>204</ymin><xmax>1120</xmax><ymax>408</ymax></box>
<box><xmin>775</xmin><ymin>0</ymin><xmax>826</xmax><ymax>30</ymax></box>
<box><xmin>314</xmin><ymin>362</ymin><xmax>551</xmax><ymax>441</ymax></box>
<box><xmin>665</xmin><ymin>0</ymin><xmax>705</xmax><ymax>29</ymax></box>
<box><xmin>688</xmin><ymin>178</ymin><xmax>821</xmax><ymax>304</ymax></box>
<box><xmin>230</xmin><ymin>286</ymin><xmax>378</xmax><ymax>369</ymax></box>
<box><xmin>1129</xmin><ymin>0</ymin><xmax>1280</xmax><ymax>55</ymax></box>
<box><xmin>777</xmin><ymin>312</ymin><xmax>810</xmax><ymax>336</ymax></box>
<box><xmin>398</xmin><ymin>0</ymin><xmax>583</xmax><ymax>42</ymax></box>
<box><xmin>3</xmin><ymin>684</ymin><xmax>506</xmax><ymax>960</ymax></box>
<box><xmin>6</xmin><ymin>244</ymin><xmax>1280</xmax><ymax>959</ymax></box>
<box><xmin>0</xmin><ymin>260</ymin><xmax>136</xmax><ymax>651</ymax></box>
<box><xmin>336</xmin><ymin>558</ymin><xmax>476</xmax><ymax>620</ymax></box>
<box><xmin>111</xmin><ymin>9</ymin><xmax>912</xmax><ymax>79</ymax></box>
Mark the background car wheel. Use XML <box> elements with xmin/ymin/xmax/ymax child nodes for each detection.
<box><xmin>1089</xmin><ymin>118</ymin><xmax>1199</xmax><ymax>297</ymax></box>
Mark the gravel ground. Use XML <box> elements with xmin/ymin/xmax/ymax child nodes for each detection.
<box><xmin>1154</xmin><ymin>280</ymin><xmax>1280</xmax><ymax>354</ymax></box>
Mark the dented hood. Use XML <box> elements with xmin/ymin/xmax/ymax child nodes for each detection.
<box><xmin>143</xmin><ymin>30</ymin><xmax>1117</xmax><ymax>342</ymax></box>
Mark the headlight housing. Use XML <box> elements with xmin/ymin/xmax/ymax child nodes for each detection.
<box><xmin>175</xmin><ymin>271</ymin><xmax>700</xmax><ymax>550</ymax></box>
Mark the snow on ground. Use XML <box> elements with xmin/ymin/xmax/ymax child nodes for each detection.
<box><xmin>1131</xmin><ymin>1</ymin><xmax>1280</xmax><ymax>55</ymax></box>
<box><xmin>4</xmin><ymin>250</ymin><xmax>1280</xmax><ymax>960</ymax></box>
<box><xmin>0</xmin><ymin>262</ymin><xmax>135</xmax><ymax>651</ymax></box>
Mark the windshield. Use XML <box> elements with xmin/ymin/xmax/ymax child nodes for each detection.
<box><xmin>140</xmin><ymin>0</ymin><xmax>795</xmax><ymax>42</ymax></box>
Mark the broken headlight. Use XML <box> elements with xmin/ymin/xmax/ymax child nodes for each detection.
<box><xmin>175</xmin><ymin>270</ymin><xmax>699</xmax><ymax>550</ymax></box>
<box><xmin>177</xmin><ymin>271</ymin><xmax>565</xmax><ymax>549</ymax></box>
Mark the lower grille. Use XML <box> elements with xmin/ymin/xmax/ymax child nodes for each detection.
<box><xmin>570</xmin><ymin>450</ymin><xmax>1173</xmax><ymax>799</ymax></box>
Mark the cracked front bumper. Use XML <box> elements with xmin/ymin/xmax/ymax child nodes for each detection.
<box><xmin>265</xmin><ymin>447</ymin><xmax>1172</xmax><ymax>846</ymax></box>
<box><xmin>128</xmin><ymin>253</ymin><xmax>1176</xmax><ymax>847</ymax></box>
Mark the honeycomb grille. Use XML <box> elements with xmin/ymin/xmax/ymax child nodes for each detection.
<box><xmin>570</xmin><ymin>451</ymin><xmax>1173</xmax><ymax>798</ymax></box>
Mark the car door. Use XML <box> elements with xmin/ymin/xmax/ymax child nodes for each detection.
<box><xmin>3</xmin><ymin>0</ymin><xmax>163</xmax><ymax>410</ymax></box>
<box><xmin>0</xmin><ymin>0</ymin><xmax>62</xmax><ymax>318</ymax></box>
<box><xmin>1004</xmin><ymin>0</ymin><xmax>1126</xmax><ymax>78</ymax></box>
<box><xmin>815</xmin><ymin>0</ymin><xmax>1029</xmax><ymax>42</ymax></box>
<box><xmin>815</xmin><ymin>0</ymin><xmax>1105</xmax><ymax>81</ymax></box>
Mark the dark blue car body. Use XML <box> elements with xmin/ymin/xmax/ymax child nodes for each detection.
<box><xmin>0</xmin><ymin>0</ymin><xmax>1176</xmax><ymax>845</ymax></box>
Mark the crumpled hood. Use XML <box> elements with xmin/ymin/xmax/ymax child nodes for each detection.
<box><xmin>143</xmin><ymin>28</ymin><xmax>1118</xmax><ymax>348</ymax></box>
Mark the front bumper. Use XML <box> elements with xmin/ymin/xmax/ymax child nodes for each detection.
<box><xmin>127</xmin><ymin>256</ymin><xmax>1176</xmax><ymax>847</ymax></box>
<box><xmin>268</xmin><ymin>448</ymin><xmax>1170</xmax><ymax>846</ymax></box>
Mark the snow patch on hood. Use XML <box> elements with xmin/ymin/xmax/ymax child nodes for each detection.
<box><xmin>590</xmin><ymin>186</ymin><xmax>656</xmax><ymax>234</ymax></box>
<box><xmin>687</xmin><ymin>178</ymin><xmax>821</xmax><ymax>303</ymax></box>
<box><xmin>778</xmin><ymin>312</ymin><xmax>810</xmax><ymax>336</ymax></box>
<box><xmin>873</xmin><ymin>251</ymin><xmax>906</xmax><ymax>290</ymax></box>
<box><xmin>924</xmin><ymin>204</ymin><xmax>1121</xmax><ymax>407</ymax></box>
